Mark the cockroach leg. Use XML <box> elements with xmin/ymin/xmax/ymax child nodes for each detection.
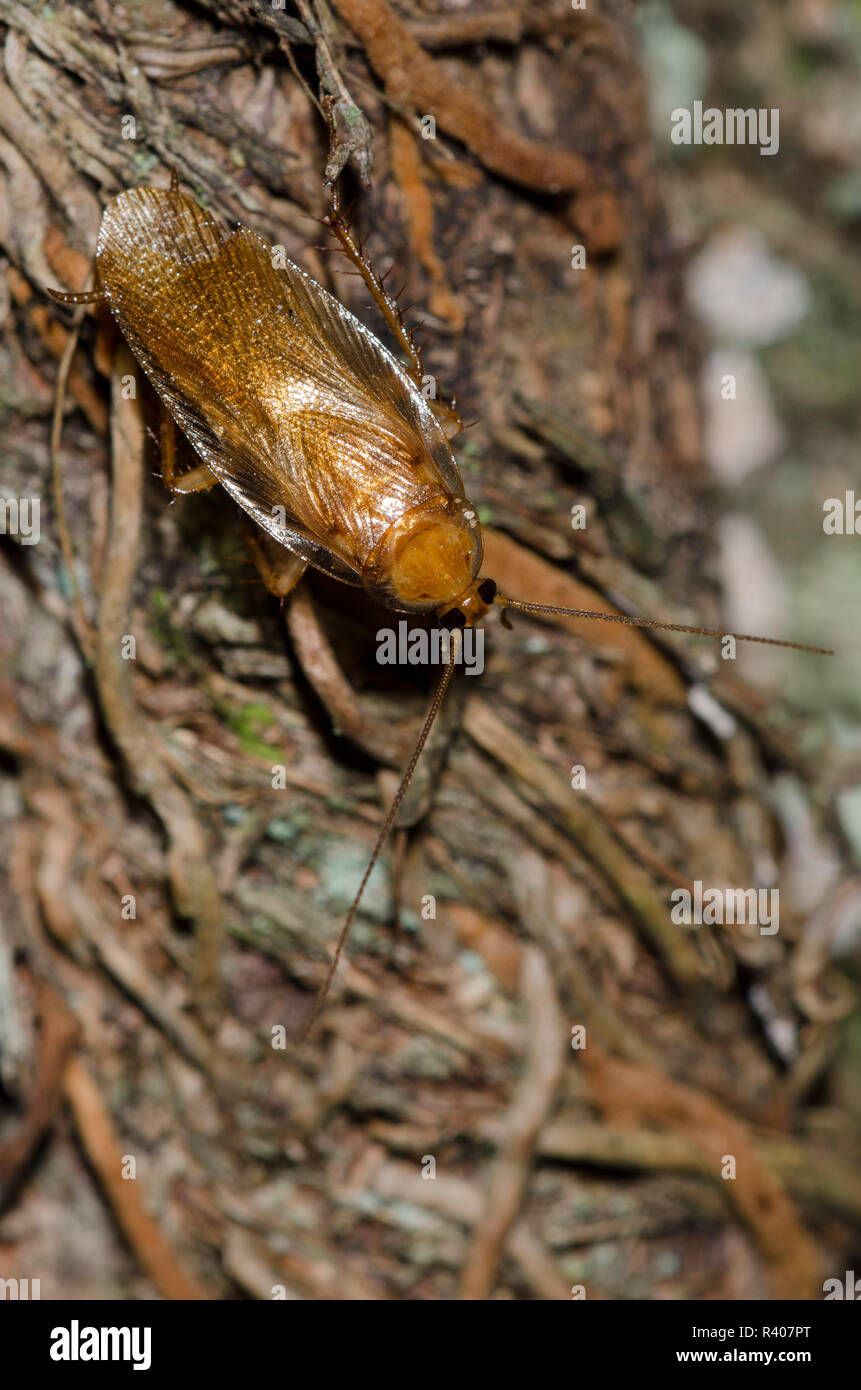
<box><xmin>325</xmin><ymin>184</ymin><xmax>425</xmax><ymax>388</ymax></box>
<box><xmin>244</xmin><ymin>527</ymin><xmax>308</xmax><ymax>600</ymax></box>
<box><xmin>162</xmin><ymin>462</ymin><xmax>219</xmax><ymax>496</ymax></box>
<box><xmin>158</xmin><ymin>410</ymin><xmax>218</xmax><ymax>495</ymax></box>
<box><xmin>45</xmin><ymin>285</ymin><xmax>104</xmax><ymax>307</ymax></box>
<box><xmin>321</xmin><ymin>102</ymin><xmax>466</xmax><ymax>426</ymax></box>
<box><xmin>322</xmin><ymin>100</ymin><xmax>426</xmax><ymax>391</ymax></box>
<box><xmin>428</xmin><ymin>396</ymin><xmax>466</xmax><ymax>441</ymax></box>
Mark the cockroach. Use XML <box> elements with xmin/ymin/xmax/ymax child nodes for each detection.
<box><xmin>47</xmin><ymin>161</ymin><xmax>832</xmax><ymax>1031</ymax></box>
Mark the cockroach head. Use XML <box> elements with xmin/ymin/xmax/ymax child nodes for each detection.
<box><xmin>362</xmin><ymin>497</ymin><xmax>484</xmax><ymax>615</ymax></box>
<box><xmin>438</xmin><ymin>577</ymin><xmax>497</xmax><ymax>629</ymax></box>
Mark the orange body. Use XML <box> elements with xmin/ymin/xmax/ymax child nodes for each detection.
<box><xmin>93</xmin><ymin>185</ymin><xmax>492</xmax><ymax>623</ymax></box>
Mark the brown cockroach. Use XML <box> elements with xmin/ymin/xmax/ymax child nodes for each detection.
<box><xmin>48</xmin><ymin>162</ymin><xmax>832</xmax><ymax>1029</ymax></box>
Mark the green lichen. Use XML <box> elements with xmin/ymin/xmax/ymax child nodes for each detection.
<box><xmin>222</xmin><ymin>702</ymin><xmax>283</xmax><ymax>760</ymax></box>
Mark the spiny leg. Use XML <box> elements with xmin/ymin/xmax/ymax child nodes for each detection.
<box><xmin>46</xmin><ymin>256</ymin><xmax>104</xmax><ymax>309</ymax></box>
<box><xmin>321</xmin><ymin>97</ymin><xmax>432</xmax><ymax>393</ymax></box>
<box><xmin>322</xmin><ymin>105</ymin><xmax>466</xmax><ymax>435</ymax></box>
<box><xmin>428</xmin><ymin>395</ymin><xmax>466</xmax><ymax>441</ymax></box>
<box><xmin>159</xmin><ymin>408</ymin><xmax>219</xmax><ymax>495</ymax></box>
<box><xmin>244</xmin><ymin>526</ymin><xmax>308</xmax><ymax>599</ymax></box>
<box><xmin>46</xmin><ymin>285</ymin><xmax>104</xmax><ymax>307</ymax></box>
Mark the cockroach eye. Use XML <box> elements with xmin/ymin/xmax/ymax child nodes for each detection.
<box><xmin>478</xmin><ymin>579</ymin><xmax>497</xmax><ymax>603</ymax></box>
<box><xmin>439</xmin><ymin>608</ymin><xmax>467</xmax><ymax>629</ymax></box>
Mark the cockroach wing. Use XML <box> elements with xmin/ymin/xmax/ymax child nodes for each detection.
<box><xmin>275</xmin><ymin>245</ymin><xmax>464</xmax><ymax>498</ymax></box>
<box><xmin>95</xmin><ymin>186</ymin><xmax>465</xmax><ymax>581</ymax></box>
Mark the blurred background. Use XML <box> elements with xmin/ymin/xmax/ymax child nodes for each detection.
<box><xmin>643</xmin><ymin>0</ymin><xmax>861</xmax><ymax>719</ymax></box>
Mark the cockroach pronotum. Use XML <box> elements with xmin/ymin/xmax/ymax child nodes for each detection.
<box><xmin>47</xmin><ymin>153</ymin><xmax>833</xmax><ymax>1031</ymax></box>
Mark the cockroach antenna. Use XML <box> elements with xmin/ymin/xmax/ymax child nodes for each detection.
<box><xmin>302</xmin><ymin>659</ymin><xmax>457</xmax><ymax>1039</ymax></box>
<box><xmin>493</xmin><ymin>595</ymin><xmax>835</xmax><ymax>656</ymax></box>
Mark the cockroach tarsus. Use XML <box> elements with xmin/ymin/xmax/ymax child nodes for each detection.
<box><xmin>46</xmin><ymin>144</ymin><xmax>834</xmax><ymax>1036</ymax></box>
